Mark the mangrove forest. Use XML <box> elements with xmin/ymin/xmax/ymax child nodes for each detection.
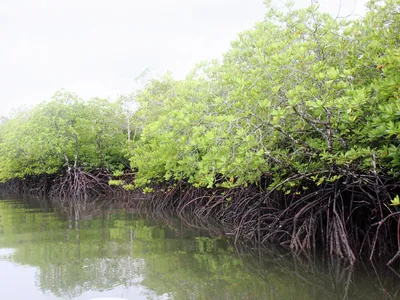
<box><xmin>0</xmin><ymin>0</ymin><xmax>399</xmax><ymax>265</ymax></box>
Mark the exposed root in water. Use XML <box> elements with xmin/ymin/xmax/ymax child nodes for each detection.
<box><xmin>140</xmin><ymin>173</ymin><xmax>400</xmax><ymax>265</ymax></box>
<box><xmin>233</xmin><ymin>240</ymin><xmax>400</xmax><ymax>300</ymax></box>
<box><xmin>1</xmin><ymin>169</ymin><xmax>399</xmax><ymax>265</ymax></box>
<box><xmin>0</xmin><ymin>174</ymin><xmax>54</xmax><ymax>198</ymax></box>
<box><xmin>49</xmin><ymin>167</ymin><xmax>113</xmax><ymax>201</ymax></box>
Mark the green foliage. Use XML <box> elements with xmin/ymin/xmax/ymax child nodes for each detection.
<box><xmin>108</xmin><ymin>179</ymin><xmax>123</xmax><ymax>186</ymax></box>
<box><xmin>0</xmin><ymin>90</ymin><xmax>127</xmax><ymax>181</ymax></box>
<box><xmin>127</xmin><ymin>0</ymin><xmax>400</xmax><ymax>191</ymax></box>
<box><xmin>0</xmin><ymin>0</ymin><xmax>399</xmax><ymax>202</ymax></box>
<box><xmin>390</xmin><ymin>195</ymin><xmax>400</xmax><ymax>206</ymax></box>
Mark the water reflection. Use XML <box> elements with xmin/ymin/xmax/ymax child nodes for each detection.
<box><xmin>0</xmin><ymin>198</ymin><xmax>399</xmax><ymax>300</ymax></box>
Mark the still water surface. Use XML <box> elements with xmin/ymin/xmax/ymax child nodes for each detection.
<box><xmin>0</xmin><ymin>198</ymin><xmax>399</xmax><ymax>300</ymax></box>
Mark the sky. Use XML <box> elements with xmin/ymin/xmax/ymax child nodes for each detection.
<box><xmin>0</xmin><ymin>0</ymin><xmax>367</xmax><ymax>117</ymax></box>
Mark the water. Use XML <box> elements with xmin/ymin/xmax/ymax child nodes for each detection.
<box><xmin>0</xmin><ymin>198</ymin><xmax>399</xmax><ymax>300</ymax></box>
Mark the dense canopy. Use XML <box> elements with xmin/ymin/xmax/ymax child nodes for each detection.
<box><xmin>0</xmin><ymin>0</ymin><xmax>398</xmax><ymax>191</ymax></box>
<box><xmin>0</xmin><ymin>0</ymin><xmax>399</xmax><ymax>263</ymax></box>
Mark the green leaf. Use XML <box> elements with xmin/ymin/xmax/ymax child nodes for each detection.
<box><xmin>390</xmin><ymin>195</ymin><xmax>400</xmax><ymax>206</ymax></box>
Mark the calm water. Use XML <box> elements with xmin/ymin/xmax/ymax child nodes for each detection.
<box><xmin>0</xmin><ymin>198</ymin><xmax>399</xmax><ymax>300</ymax></box>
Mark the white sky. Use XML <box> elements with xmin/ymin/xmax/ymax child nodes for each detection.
<box><xmin>0</xmin><ymin>0</ymin><xmax>367</xmax><ymax>117</ymax></box>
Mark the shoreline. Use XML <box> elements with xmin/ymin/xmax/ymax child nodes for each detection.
<box><xmin>1</xmin><ymin>170</ymin><xmax>399</xmax><ymax>266</ymax></box>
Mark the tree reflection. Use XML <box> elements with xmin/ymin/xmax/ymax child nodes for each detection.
<box><xmin>0</xmin><ymin>199</ymin><xmax>399</xmax><ymax>300</ymax></box>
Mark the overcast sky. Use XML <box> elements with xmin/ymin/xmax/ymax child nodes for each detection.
<box><xmin>0</xmin><ymin>0</ymin><xmax>367</xmax><ymax>117</ymax></box>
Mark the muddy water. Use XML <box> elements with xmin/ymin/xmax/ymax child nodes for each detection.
<box><xmin>0</xmin><ymin>198</ymin><xmax>398</xmax><ymax>300</ymax></box>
